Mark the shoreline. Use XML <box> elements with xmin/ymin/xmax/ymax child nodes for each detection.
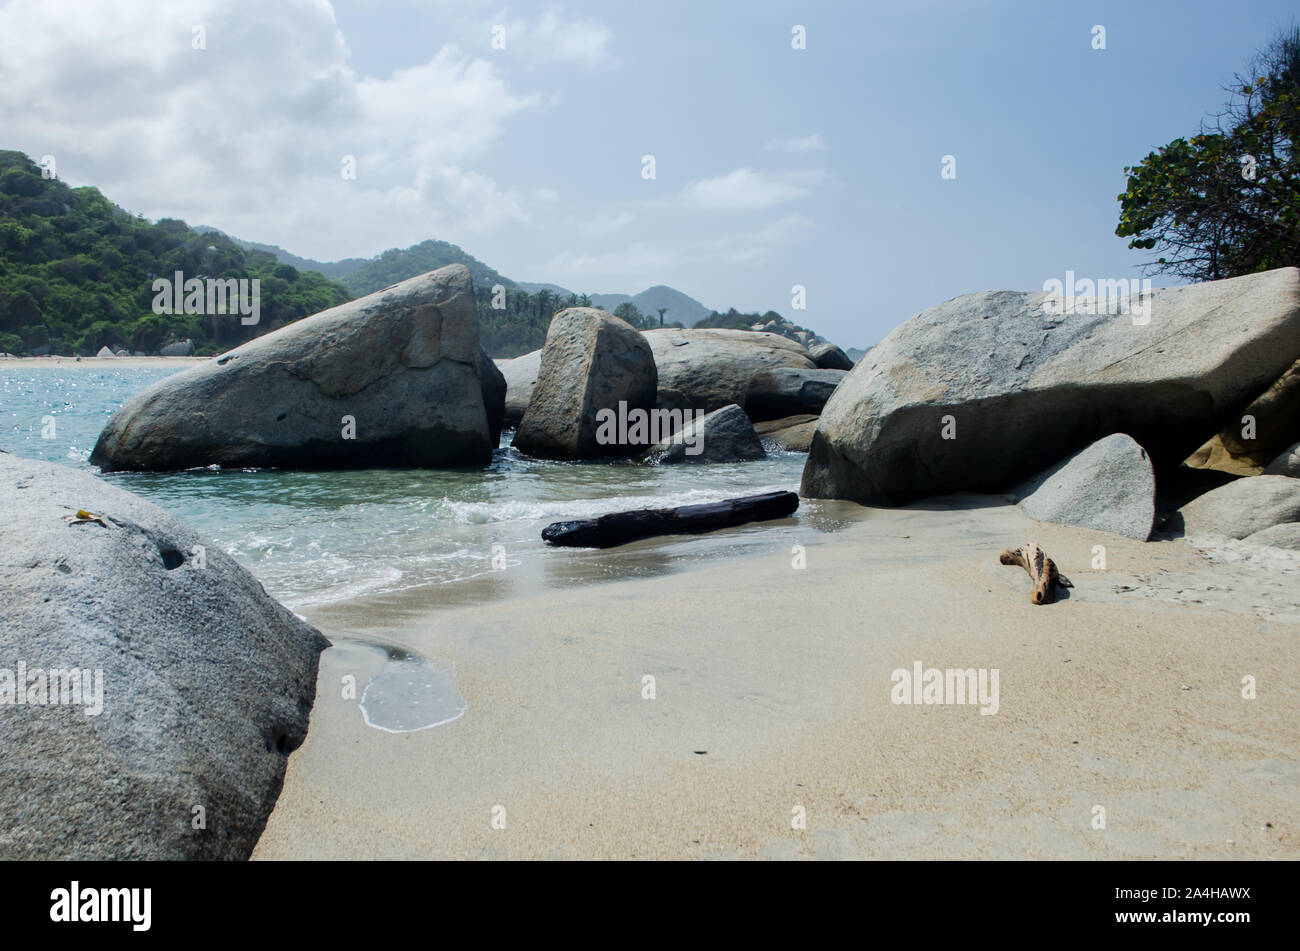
<box><xmin>0</xmin><ymin>356</ymin><xmax>211</xmax><ymax>369</ymax></box>
<box><xmin>254</xmin><ymin>496</ymin><xmax>1300</xmax><ymax>860</ymax></box>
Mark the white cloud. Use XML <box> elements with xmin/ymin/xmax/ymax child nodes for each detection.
<box><xmin>485</xmin><ymin>5</ymin><xmax>614</xmax><ymax>67</ymax></box>
<box><xmin>536</xmin><ymin>213</ymin><xmax>812</xmax><ymax>291</ymax></box>
<box><xmin>526</xmin><ymin>8</ymin><xmax>614</xmax><ymax>66</ymax></box>
<box><xmin>681</xmin><ymin>168</ymin><xmax>811</xmax><ymax>212</ymax></box>
<box><xmin>764</xmin><ymin>133</ymin><xmax>826</xmax><ymax>153</ymax></box>
<box><xmin>0</xmin><ymin>0</ymin><xmax>542</xmax><ymax>259</ymax></box>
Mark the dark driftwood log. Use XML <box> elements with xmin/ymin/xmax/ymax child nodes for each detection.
<box><xmin>542</xmin><ymin>490</ymin><xmax>799</xmax><ymax>549</ymax></box>
<box><xmin>999</xmin><ymin>542</ymin><xmax>1073</xmax><ymax>605</ymax></box>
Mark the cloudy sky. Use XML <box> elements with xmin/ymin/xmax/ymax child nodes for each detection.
<box><xmin>1</xmin><ymin>0</ymin><xmax>1295</xmax><ymax>348</ymax></box>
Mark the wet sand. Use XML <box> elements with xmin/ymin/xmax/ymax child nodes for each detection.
<box><xmin>253</xmin><ymin>495</ymin><xmax>1300</xmax><ymax>860</ymax></box>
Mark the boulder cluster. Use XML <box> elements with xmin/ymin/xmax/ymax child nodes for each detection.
<box><xmin>801</xmin><ymin>267</ymin><xmax>1300</xmax><ymax>546</ymax></box>
<box><xmin>90</xmin><ymin>265</ymin><xmax>851</xmax><ymax>472</ymax></box>
<box><xmin>89</xmin><ymin>262</ymin><xmax>1300</xmax><ymax>544</ymax></box>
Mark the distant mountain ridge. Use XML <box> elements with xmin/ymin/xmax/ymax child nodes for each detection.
<box><xmin>518</xmin><ymin>283</ymin><xmax>713</xmax><ymax>327</ymax></box>
<box><xmin>0</xmin><ymin>149</ymin><xmax>853</xmax><ymax>359</ymax></box>
<box><xmin>199</xmin><ymin>229</ymin><xmax>853</xmax><ymax>348</ymax></box>
<box><xmin>194</xmin><ymin>228</ymin><xmax>365</xmax><ymax>280</ymax></box>
<box><xmin>209</xmin><ymin>229</ymin><xmax>719</xmax><ymax>328</ymax></box>
<box><xmin>199</xmin><ymin>230</ymin><xmax>514</xmax><ymax>298</ymax></box>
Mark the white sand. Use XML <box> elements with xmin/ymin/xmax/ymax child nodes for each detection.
<box><xmin>0</xmin><ymin>356</ymin><xmax>209</xmax><ymax>369</ymax></box>
<box><xmin>253</xmin><ymin>495</ymin><xmax>1300</xmax><ymax>860</ymax></box>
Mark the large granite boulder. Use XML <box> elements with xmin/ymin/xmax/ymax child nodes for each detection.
<box><xmin>0</xmin><ymin>453</ymin><xmax>327</xmax><ymax>859</ymax></box>
<box><xmin>648</xmin><ymin>404</ymin><xmax>765</xmax><ymax>464</ymax></box>
<box><xmin>1175</xmin><ymin>475</ymin><xmax>1300</xmax><ymax>539</ymax></box>
<box><xmin>803</xmin><ymin>268</ymin><xmax>1300</xmax><ymax>505</ymax></box>
<box><xmin>644</xmin><ymin>328</ymin><xmax>816</xmax><ymax>414</ymax></box>
<box><xmin>497</xmin><ymin>349</ymin><xmax>542</xmax><ymax>427</ymax></box>
<box><xmin>513</xmin><ymin>308</ymin><xmax>657</xmax><ymax>459</ymax></box>
<box><xmin>808</xmin><ymin>342</ymin><xmax>853</xmax><ymax>371</ymax></box>
<box><xmin>744</xmin><ymin>367</ymin><xmax>846</xmax><ymax>421</ymax></box>
<box><xmin>1014</xmin><ymin>434</ymin><xmax>1156</xmax><ymax>540</ymax></box>
<box><xmin>90</xmin><ymin>265</ymin><xmax>497</xmax><ymax>471</ymax></box>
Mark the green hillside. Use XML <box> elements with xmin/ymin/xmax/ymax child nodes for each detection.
<box><xmin>0</xmin><ymin>149</ymin><xmax>838</xmax><ymax>360</ymax></box>
<box><xmin>0</xmin><ymin>151</ymin><xmax>350</xmax><ymax>356</ymax></box>
<box><xmin>342</xmin><ymin>239</ymin><xmax>516</xmax><ymax>297</ymax></box>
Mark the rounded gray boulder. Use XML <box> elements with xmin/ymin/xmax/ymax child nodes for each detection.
<box><xmin>803</xmin><ymin>268</ymin><xmax>1300</xmax><ymax>505</ymax></box>
<box><xmin>1176</xmin><ymin>474</ymin><xmax>1300</xmax><ymax>539</ymax></box>
<box><xmin>1014</xmin><ymin>433</ymin><xmax>1156</xmax><ymax>540</ymax></box>
<box><xmin>808</xmin><ymin>342</ymin><xmax>853</xmax><ymax>370</ymax></box>
<box><xmin>514</xmin><ymin>308</ymin><xmax>657</xmax><ymax>459</ymax></box>
<box><xmin>497</xmin><ymin>348</ymin><xmax>541</xmax><ymax>427</ymax></box>
<box><xmin>649</xmin><ymin>403</ymin><xmax>766</xmax><ymax>464</ymax></box>
<box><xmin>644</xmin><ymin>328</ymin><xmax>816</xmax><ymax>414</ymax></box>
<box><xmin>744</xmin><ymin>367</ymin><xmax>846</xmax><ymax>421</ymax></box>
<box><xmin>91</xmin><ymin>264</ymin><xmax>498</xmax><ymax>471</ymax></box>
<box><xmin>0</xmin><ymin>453</ymin><xmax>327</xmax><ymax>859</ymax></box>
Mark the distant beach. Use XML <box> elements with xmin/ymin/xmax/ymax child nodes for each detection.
<box><xmin>0</xmin><ymin>355</ymin><xmax>210</xmax><ymax>369</ymax></box>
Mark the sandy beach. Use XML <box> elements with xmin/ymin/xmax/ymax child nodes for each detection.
<box><xmin>253</xmin><ymin>497</ymin><xmax>1300</xmax><ymax>860</ymax></box>
<box><xmin>0</xmin><ymin>356</ymin><xmax>210</xmax><ymax>369</ymax></box>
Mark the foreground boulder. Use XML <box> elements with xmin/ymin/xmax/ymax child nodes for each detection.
<box><xmin>755</xmin><ymin>414</ymin><xmax>819</xmax><ymax>452</ymax></box>
<box><xmin>744</xmin><ymin>367</ymin><xmax>846</xmax><ymax>421</ymax></box>
<box><xmin>644</xmin><ymin>328</ymin><xmax>816</xmax><ymax>413</ymax></box>
<box><xmin>808</xmin><ymin>342</ymin><xmax>853</xmax><ymax>370</ymax></box>
<box><xmin>1175</xmin><ymin>475</ymin><xmax>1300</xmax><ymax>539</ymax></box>
<box><xmin>1015</xmin><ymin>434</ymin><xmax>1156</xmax><ymax>540</ymax></box>
<box><xmin>0</xmin><ymin>453</ymin><xmax>327</xmax><ymax>859</ymax></box>
<box><xmin>513</xmin><ymin>308</ymin><xmax>656</xmax><ymax>459</ymax></box>
<box><xmin>803</xmin><ymin>268</ymin><xmax>1300</xmax><ymax>505</ymax></box>
<box><xmin>91</xmin><ymin>264</ymin><xmax>497</xmax><ymax>471</ymax></box>
<box><xmin>497</xmin><ymin>349</ymin><xmax>542</xmax><ymax>427</ymax></box>
<box><xmin>648</xmin><ymin>404</ymin><xmax>765</xmax><ymax>464</ymax></box>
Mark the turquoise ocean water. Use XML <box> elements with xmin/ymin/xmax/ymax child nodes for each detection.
<box><xmin>2</xmin><ymin>366</ymin><xmax>817</xmax><ymax>609</ymax></box>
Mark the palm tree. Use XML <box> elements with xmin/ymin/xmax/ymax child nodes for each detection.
<box><xmin>657</xmin><ymin>307</ymin><xmax>668</xmax><ymax>327</ymax></box>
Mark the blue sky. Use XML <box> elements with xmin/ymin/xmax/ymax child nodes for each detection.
<box><xmin>1</xmin><ymin>0</ymin><xmax>1295</xmax><ymax>348</ymax></box>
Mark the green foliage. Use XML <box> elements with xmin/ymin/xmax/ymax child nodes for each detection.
<box><xmin>694</xmin><ymin>307</ymin><xmax>810</xmax><ymax>338</ymax></box>
<box><xmin>694</xmin><ymin>307</ymin><xmax>756</xmax><ymax>331</ymax></box>
<box><xmin>612</xmin><ymin>300</ymin><xmax>658</xmax><ymax>330</ymax></box>
<box><xmin>0</xmin><ymin>148</ymin><xmax>784</xmax><ymax>359</ymax></box>
<box><xmin>1116</xmin><ymin>28</ymin><xmax>1300</xmax><ymax>280</ymax></box>
<box><xmin>0</xmin><ymin>150</ymin><xmax>351</xmax><ymax>355</ymax></box>
<box><xmin>476</xmin><ymin>286</ymin><xmax>608</xmax><ymax>356</ymax></box>
<box><xmin>343</xmin><ymin>239</ymin><xmax>515</xmax><ymax>297</ymax></box>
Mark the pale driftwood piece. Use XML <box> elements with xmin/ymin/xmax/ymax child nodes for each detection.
<box><xmin>542</xmin><ymin>490</ymin><xmax>799</xmax><ymax>549</ymax></box>
<box><xmin>999</xmin><ymin>542</ymin><xmax>1073</xmax><ymax>605</ymax></box>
